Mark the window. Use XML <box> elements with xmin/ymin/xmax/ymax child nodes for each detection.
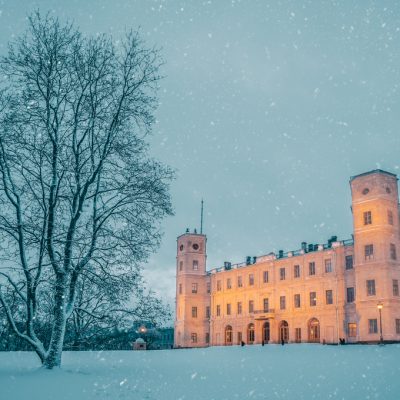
<box><xmin>368</xmin><ymin>319</ymin><xmax>378</xmax><ymax>334</ymax></box>
<box><xmin>217</xmin><ymin>280</ymin><xmax>221</xmax><ymax>291</ymax></box>
<box><xmin>263</xmin><ymin>298</ymin><xmax>269</xmax><ymax>312</ymax></box>
<box><xmin>393</xmin><ymin>279</ymin><xmax>399</xmax><ymax>296</ymax></box>
<box><xmin>216</xmin><ymin>305</ymin><xmax>221</xmax><ymax>317</ymax></box>
<box><xmin>193</xmin><ymin>260</ymin><xmax>199</xmax><ymax>270</ymax></box>
<box><xmin>294</xmin><ymin>294</ymin><xmax>301</xmax><ymax>308</ymax></box>
<box><xmin>227</xmin><ymin>303</ymin><xmax>231</xmax><ymax>315</ymax></box>
<box><xmin>294</xmin><ymin>264</ymin><xmax>300</xmax><ymax>278</ymax></box>
<box><xmin>388</xmin><ymin>210</ymin><xmax>394</xmax><ymax>225</ymax></box>
<box><xmin>396</xmin><ymin>319</ymin><xmax>400</xmax><ymax>334</ymax></box>
<box><xmin>326</xmin><ymin>290</ymin><xmax>333</xmax><ymax>305</ymax></box>
<box><xmin>237</xmin><ymin>332</ymin><xmax>242</xmax><ymax>345</ymax></box>
<box><xmin>179</xmin><ymin>261</ymin><xmax>183</xmax><ymax>271</ymax></box>
<box><xmin>192</xmin><ymin>283</ymin><xmax>198</xmax><ymax>293</ymax></box>
<box><xmin>345</xmin><ymin>255</ymin><xmax>353</xmax><ymax>270</ymax></box>
<box><xmin>363</xmin><ymin>211</ymin><xmax>372</xmax><ymax>225</ymax></box>
<box><xmin>227</xmin><ymin>278</ymin><xmax>232</xmax><ymax>289</ymax></box>
<box><xmin>205</xmin><ymin>333</ymin><xmax>210</xmax><ymax>343</ymax></box>
<box><xmin>237</xmin><ymin>276</ymin><xmax>243</xmax><ymax>288</ymax></box>
<box><xmin>280</xmin><ymin>296</ymin><xmax>286</xmax><ymax>310</ymax></box>
<box><xmin>295</xmin><ymin>328</ymin><xmax>301</xmax><ymax>343</ymax></box>
<box><xmin>237</xmin><ymin>302</ymin><xmax>242</xmax><ymax>315</ymax></box>
<box><xmin>324</xmin><ymin>259</ymin><xmax>332</xmax><ymax>273</ymax></box>
<box><xmin>348</xmin><ymin>323</ymin><xmax>357</xmax><ymax>337</ymax></box>
<box><xmin>179</xmin><ymin>283</ymin><xmax>182</xmax><ymax>294</ymax></box>
<box><xmin>347</xmin><ymin>287</ymin><xmax>355</xmax><ymax>303</ymax></box>
<box><xmin>263</xmin><ymin>270</ymin><xmax>269</xmax><ymax>283</ymax></box>
<box><xmin>247</xmin><ymin>324</ymin><xmax>255</xmax><ymax>344</ymax></box>
<box><xmin>248</xmin><ymin>300</ymin><xmax>254</xmax><ymax>313</ymax></box>
<box><xmin>206</xmin><ymin>282</ymin><xmax>211</xmax><ymax>293</ymax></box>
<box><xmin>309</xmin><ymin>262</ymin><xmax>316</xmax><ymax>276</ymax></box>
<box><xmin>309</xmin><ymin>291</ymin><xmax>317</xmax><ymax>306</ymax></box>
<box><xmin>192</xmin><ymin>307</ymin><xmax>197</xmax><ymax>318</ymax></box>
<box><xmin>365</xmin><ymin>244</ymin><xmax>374</xmax><ymax>260</ymax></box>
<box><xmin>280</xmin><ymin>267</ymin><xmax>286</xmax><ymax>280</ymax></box>
<box><xmin>366</xmin><ymin>279</ymin><xmax>376</xmax><ymax>296</ymax></box>
<box><xmin>390</xmin><ymin>243</ymin><xmax>397</xmax><ymax>260</ymax></box>
<box><xmin>249</xmin><ymin>274</ymin><xmax>254</xmax><ymax>286</ymax></box>
<box><xmin>191</xmin><ymin>333</ymin><xmax>197</xmax><ymax>343</ymax></box>
<box><xmin>206</xmin><ymin>306</ymin><xmax>210</xmax><ymax>318</ymax></box>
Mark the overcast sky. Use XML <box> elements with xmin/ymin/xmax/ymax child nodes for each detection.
<box><xmin>1</xmin><ymin>0</ymin><xmax>399</xmax><ymax>311</ymax></box>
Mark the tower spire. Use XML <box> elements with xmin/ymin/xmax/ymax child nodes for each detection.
<box><xmin>200</xmin><ymin>199</ymin><xmax>204</xmax><ymax>234</ymax></box>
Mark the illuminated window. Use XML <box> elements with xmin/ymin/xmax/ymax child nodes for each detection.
<box><xmin>280</xmin><ymin>296</ymin><xmax>286</xmax><ymax>310</ymax></box>
<box><xmin>393</xmin><ymin>280</ymin><xmax>399</xmax><ymax>296</ymax></box>
<box><xmin>368</xmin><ymin>319</ymin><xmax>378</xmax><ymax>334</ymax></box>
<box><xmin>192</xmin><ymin>307</ymin><xmax>197</xmax><ymax>318</ymax></box>
<box><xmin>227</xmin><ymin>303</ymin><xmax>231</xmax><ymax>315</ymax></box>
<box><xmin>192</xmin><ymin>283</ymin><xmax>198</xmax><ymax>293</ymax></box>
<box><xmin>247</xmin><ymin>323</ymin><xmax>255</xmax><ymax>344</ymax></box>
<box><xmin>363</xmin><ymin>211</ymin><xmax>372</xmax><ymax>225</ymax></box>
<box><xmin>237</xmin><ymin>276</ymin><xmax>243</xmax><ymax>288</ymax></box>
<box><xmin>294</xmin><ymin>264</ymin><xmax>300</xmax><ymax>278</ymax></box>
<box><xmin>263</xmin><ymin>298</ymin><xmax>269</xmax><ymax>312</ymax></box>
<box><xmin>390</xmin><ymin>243</ymin><xmax>397</xmax><ymax>260</ymax></box>
<box><xmin>237</xmin><ymin>302</ymin><xmax>242</xmax><ymax>315</ymax></box>
<box><xmin>347</xmin><ymin>287</ymin><xmax>354</xmax><ymax>303</ymax></box>
<box><xmin>191</xmin><ymin>333</ymin><xmax>197</xmax><ymax>343</ymax></box>
<box><xmin>309</xmin><ymin>262</ymin><xmax>316</xmax><ymax>276</ymax></box>
<box><xmin>345</xmin><ymin>255</ymin><xmax>353</xmax><ymax>270</ymax></box>
<box><xmin>294</xmin><ymin>294</ymin><xmax>301</xmax><ymax>308</ymax></box>
<box><xmin>326</xmin><ymin>290</ymin><xmax>333</xmax><ymax>305</ymax></box>
<box><xmin>248</xmin><ymin>300</ymin><xmax>254</xmax><ymax>313</ymax></box>
<box><xmin>227</xmin><ymin>278</ymin><xmax>232</xmax><ymax>289</ymax></box>
<box><xmin>309</xmin><ymin>291</ymin><xmax>317</xmax><ymax>306</ymax></box>
<box><xmin>263</xmin><ymin>270</ymin><xmax>269</xmax><ymax>283</ymax></box>
<box><xmin>348</xmin><ymin>323</ymin><xmax>357</xmax><ymax>337</ymax></box>
<box><xmin>324</xmin><ymin>259</ymin><xmax>332</xmax><ymax>273</ymax></box>
<box><xmin>249</xmin><ymin>274</ymin><xmax>254</xmax><ymax>286</ymax></box>
<box><xmin>280</xmin><ymin>268</ymin><xmax>286</xmax><ymax>280</ymax></box>
<box><xmin>388</xmin><ymin>210</ymin><xmax>394</xmax><ymax>225</ymax></box>
<box><xmin>366</xmin><ymin>280</ymin><xmax>376</xmax><ymax>296</ymax></box>
<box><xmin>365</xmin><ymin>244</ymin><xmax>374</xmax><ymax>260</ymax></box>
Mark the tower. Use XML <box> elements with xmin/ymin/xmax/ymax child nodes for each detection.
<box><xmin>350</xmin><ymin>169</ymin><xmax>400</xmax><ymax>341</ymax></box>
<box><xmin>174</xmin><ymin>230</ymin><xmax>210</xmax><ymax>347</ymax></box>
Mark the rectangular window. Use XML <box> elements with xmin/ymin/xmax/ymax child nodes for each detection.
<box><xmin>324</xmin><ymin>259</ymin><xmax>332</xmax><ymax>273</ymax></box>
<box><xmin>368</xmin><ymin>319</ymin><xmax>378</xmax><ymax>334</ymax></box>
<box><xmin>191</xmin><ymin>333</ymin><xmax>197</xmax><ymax>343</ymax></box>
<box><xmin>237</xmin><ymin>302</ymin><xmax>242</xmax><ymax>315</ymax></box>
<box><xmin>237</xmin><ymin>276</ymin><xmax>243</xmax><ymax>288</ymax></box>
<box><xmin>348</xmin><ymin>323</ymin><xmax>357</xmax><ymax>337</ymax></box>
<box><xmin>249</xmin><ymin>274</ymin><xmax>254</xmax><ymax>286</ymax></box>
<box><xmin>345</xmin><ymin>255</ymin><xmax>353</xmax><ymax>270</ymax></box>
<box><xmin>263</xmin><ymin>298</ymin><xmax>269</xmax><ymax>312</ymax></box>
<box><xmin>367</xmin><ymin>279</ymin><xmax>376</xmax><ymax>296</ymax></box>
<box><xmin>309</xmin><ymin>262</ymin><xmax>316</xmax><ymax>276</ymax></box>
<box><xmin>192</xmin><ymin>283</ymin><xmax>198</xmax><ymax>293</ymax></box>
<box><xmin>179</xmin><ymin>283</ymin><xmax>182</xmax><ymax>294</ymax></box>
<box><xmin>227</xmin><ymin>278</ymin><xmax>232</xmax><ymax>289</ymax></box>
<box><xmin>309</xmin><ymin>291</ymin><xmax>317</xmax><ymax>306</ymax></box>
<box><xmin>217</xmin><ymin>280</ymin><xmax>221</xmax><ymax>291</ymax></box>
<box><xmin>263</xmin><ymin>270</ymin><xmax>269</xmax><ymax>283</ymax></box>
<box><xmin>294</xmin><ymin>294</ymin><xmax>301</xmax><ymax>308</ymax></box>
<box><xmin>363</xmin><ymin>211</ymin><xmax>372</xmax><ymax>225</ymax></box>
<box><xmin>249</xmin><ymin>300</ymin><xmax>254</xmax><ymax>313</ymax></box>
<box><xmin>193</xmin><ymin>260</ymin><xmax>199</xmax><ymax>270</ymax></box>
<box><xmin>237</xmin><ymin>332</ymin><xmax>242</xmax><ymax>345</ymax></box>
<box><xmin>280</xmin><ymin>296</ymin><xmax>286</xmax><ymax>310</ymax></box>
<box><xmin>393</xmin><ymin>279</ymin><xmax>399</xmax><ymax>296</ymax></box>
<box><xmin>295</xmin><ymin>328</ymin><xmax>301</xmax><ymax>343</ymax></box>
<box><xmin>365</xmin><ymin>244</ymin><xmax>374</xmax><ymax>260</ymax></box>
<box><xmin>179</xmin><ymin>261</ymin><xmax>183</xmax><ymax>271</ymax></box>
<box><xmin>205</xmin><ymin>332</ymin><xmax>210</xmax><ymax>343</ymax></box>
<box><xmin>192</xmin><ymin>306</ymin><xmax>197</xmax><ymax>318</ymax></box>
<box><xmin>396</xmin><ymin>319</ymin><xmax>400</xmax><ymax>334</ymax></box>
<box><xmin>294</xmin><ymin>264</ymin><xmax>300</xmax><ymax>278</ymax></box>
<box><xmin>206</xmin><ymin>282</ymin><xmax>211</xmax><ymax>293</ymax></box>
<box><xmin>206</xmin><ymin>306</ymin><xmax>210</xmax><ymax>318</ymax></box>
<box><xmin>216</xmin><ymin>305</ymin><xmax>221</xmax><ymax>317</ymax></box>
<box><xmin>326</xmin><ymin>290</ymin><xmax>333</xmax><ymax>305</ymax></box>
<box><xmin>227</xmin><ymin>303</ymin><xmax>231</xmax><ymax>315</ymax></box>
<box><xmin>280</xmin><ymin>267</ymin><xmax>286</xmax><ymax>280</ymax></box>
<box><xmin>388</xmin><ymin>210</ymin><xmax>394</xmax><ymax>225</ymax></box>
<box><xmin>347</xmin><ymin>287</ymin><xmax>355</xmax><ymax>303</ymax></box>
<box><xmin>390</xmin><ymin>243</ymin><xmax>397</xmax><ymax>260</ymax></box>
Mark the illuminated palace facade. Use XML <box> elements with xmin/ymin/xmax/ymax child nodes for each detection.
<box><xmin>174</xmin><ymin>170</ymin><xmax>400</xmax><ymax>347</ymax></box>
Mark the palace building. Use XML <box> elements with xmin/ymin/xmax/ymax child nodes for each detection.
<box><xmin>174</xmin><ymin>170</ymin><xmax>400</xmax><ymax>347</ymax></box>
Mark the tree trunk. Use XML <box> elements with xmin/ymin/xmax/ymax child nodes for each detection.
<box><xmin>43</xmin><ymin>273</ymin><xmax>69</xmax><ymax>369</ymax></box>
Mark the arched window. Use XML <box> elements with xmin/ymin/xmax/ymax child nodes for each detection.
<box><xmin>308</xmin><ymin>318</ymin><xmax>320</xmax><ymax>343</ymax></box>
<box><xmin>279</xmin><ymin>320</ymin><xmax>289</xmax><ymax>343</ymax></box>
<box><xmin>263</xmin><ymin>321</ymin><xmax>270</xmax><ymax>342</ymax></box>
<box><xmin>247</xmin><ymin>323</ymin><xmax>255</xmax><ymax>344</ymax></box>
<box><xmin>225</xmin><ymin>325</ymin><xmax>233</xmax><ymax>345</ymax></box>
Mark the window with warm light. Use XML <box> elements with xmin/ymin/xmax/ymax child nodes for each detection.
<box><xmin>348</xmin><ymin>323</ymin><xmax>357</xmax><ymax>337</ymax></box>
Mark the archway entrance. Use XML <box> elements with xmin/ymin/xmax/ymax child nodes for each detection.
<box><xmin>308</xmin><ymin>318</ymin><xmax>320</xmax><ymax>342</ymax></box>
<box><xmin>262</xmin><ymin>321</ymin><xmax>270</xmax><ymax>343</ymax></box>
<box><xmin>279</xmin><ymin>320</ymin><xmax>289</xmax><ymax>343</ymax></box>
<box><xmin>247</xmin><ymin>323</ymin><xmax>255</xmax><ymax>344</ymax></box>
<box><xmin>225</xmin><ymin>325</ymin><xmax>233</xmax><ymax>345</ymax></box>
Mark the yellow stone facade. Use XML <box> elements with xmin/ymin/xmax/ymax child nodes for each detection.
<box><xmin>174</xmin><ymin>170</ymin><xmax>400</xmax><ymax>347</ymax></box>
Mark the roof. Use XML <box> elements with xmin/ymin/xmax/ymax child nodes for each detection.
<box><xmin>350</xmin><ymin>169</ymin><xmax>397</xmax><ymax>182</ymax></box>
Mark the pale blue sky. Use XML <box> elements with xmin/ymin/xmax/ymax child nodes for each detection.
<box><xmin>1</xmin><ymin>0</ymin><xmax>399</xmax><ymax>306</ymax></box>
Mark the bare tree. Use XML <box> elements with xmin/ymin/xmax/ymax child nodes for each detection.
<box><xmin>0</xmin><ymin>12</ymin><xmax>173</xmax><ymax>368</ymax></box>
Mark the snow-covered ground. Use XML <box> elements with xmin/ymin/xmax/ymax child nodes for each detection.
<box><xmin>0</xmin><ymin>344</ymin><xmax>399</xmax><ymax>400</ymax></box>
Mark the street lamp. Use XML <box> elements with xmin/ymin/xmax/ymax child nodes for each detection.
<box><xmin>377</xmin><ymin>302</ymin><xmax>383</xmax><ymax>345</ymax></box>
